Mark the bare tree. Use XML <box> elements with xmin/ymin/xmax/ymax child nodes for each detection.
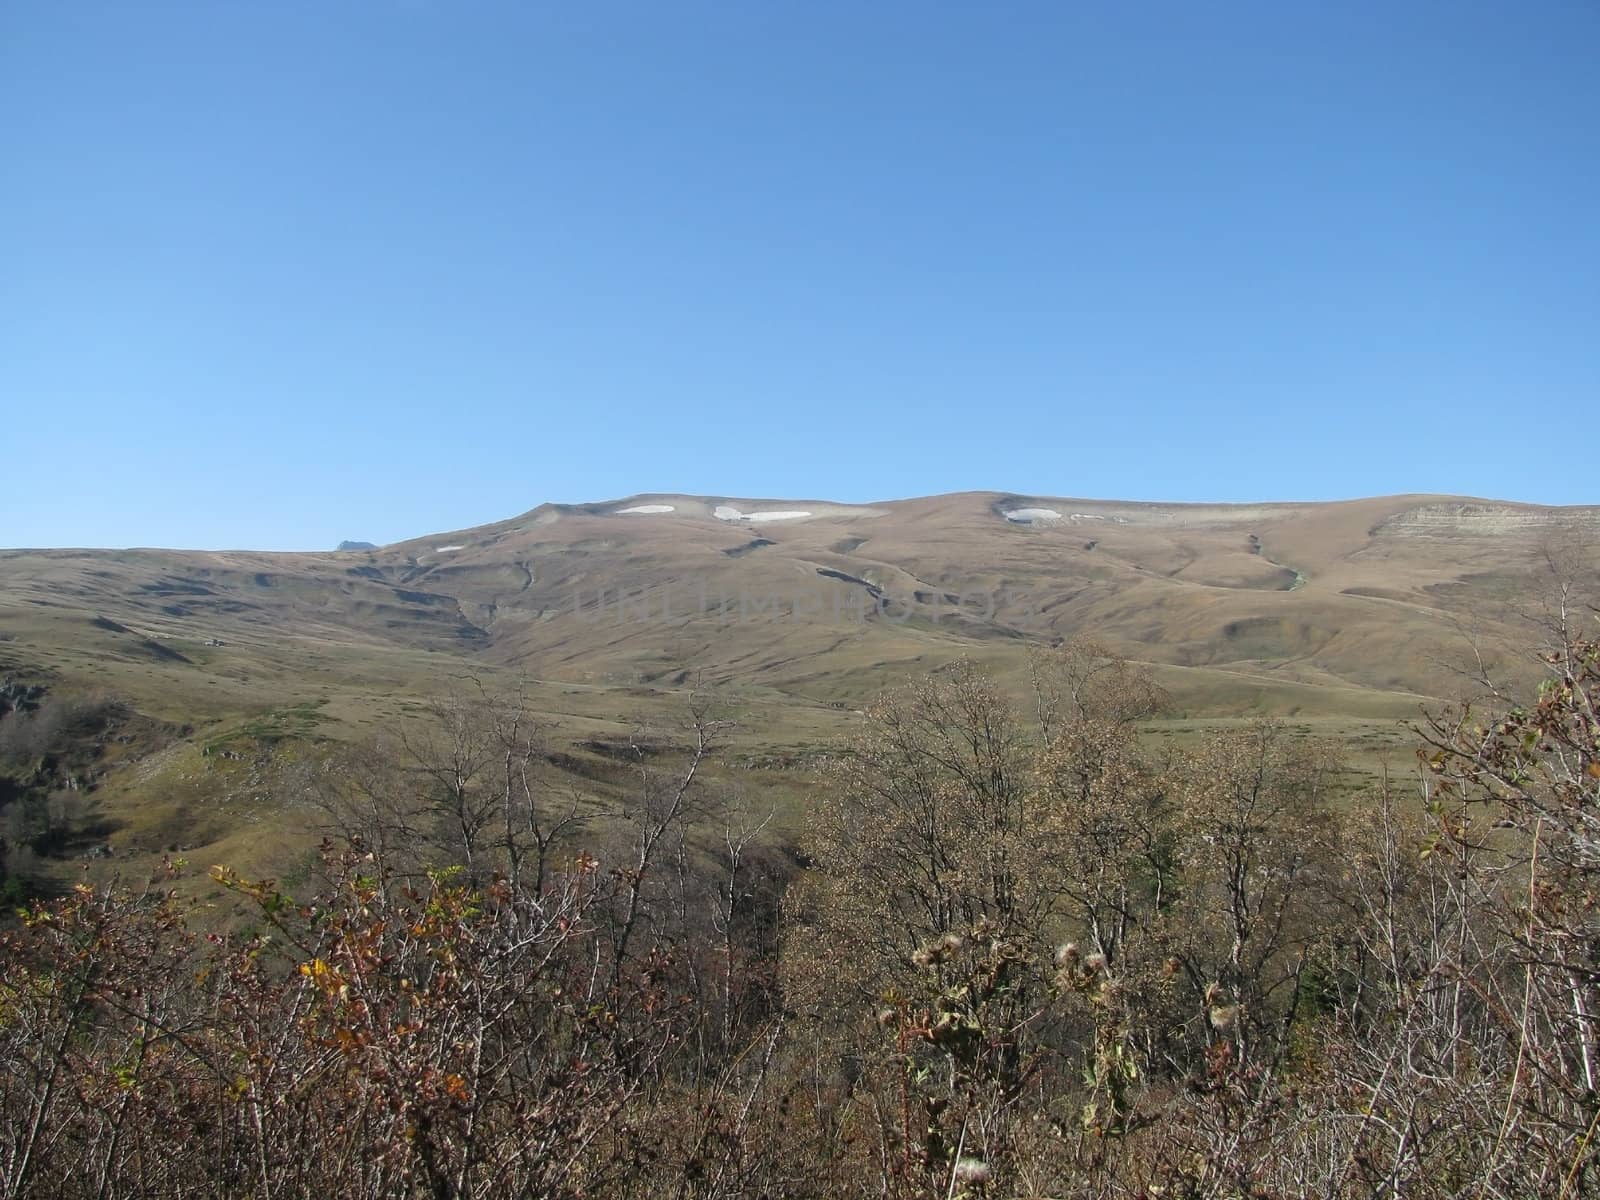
<box><xmin>605</xmin><ymin>695</ymin><xmax>726</xmax><ymax>990</ymax></box>
<box><xmin>1029</xmin><ymin>635</ymin><xmax>1170</xmax><ymax>743</ymax></box>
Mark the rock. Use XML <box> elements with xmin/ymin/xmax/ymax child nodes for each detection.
<box><xmin>0</xmin><ymin>679</ymin><xmax>48</xmax><ymax>719</ymax></box>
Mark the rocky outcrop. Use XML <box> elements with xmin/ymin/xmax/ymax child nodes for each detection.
<box><xmin>1373</xmin><ymin>502</ymin><xmax>1600</xmax><ymax>538</ymax></box>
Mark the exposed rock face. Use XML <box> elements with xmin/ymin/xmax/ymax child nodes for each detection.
<box><xmin>0</xmin><ymin>679</ymin><xmax>47</xmax><ymax>721</ymax></box>
<box><xmin>336</xmin><ymin>540</ymin><xmax>378</xmax><ymax>552</ymax></box>
<box><xmin>1372</xmin><ymin>502</ymin><xmax>1600</xmax><ymax>539</ymax></box>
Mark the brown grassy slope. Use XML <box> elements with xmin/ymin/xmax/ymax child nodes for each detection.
<box><xmin>5</xmin><ymin>490</ymin><xmax>1597</xmax><ymax>716</ymax></box>
<box><xmin>1</xmin><ymin>490</ymin><xmax>1596</xmax><ymax>885</ymax></box>
<box><xmin>364</xmin><ymin>490</ymin><xmax>1596</xmax><ymax>703</ymax></box>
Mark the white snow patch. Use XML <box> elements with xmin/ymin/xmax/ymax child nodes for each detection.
<box><xmin>434</xmin><ymin>544</ymin><xmax>465</xmax><ymax>552</ymax></box>
<box><xmin>714</xmin><ymin>505</ymin><xmax>812</xmax><ymax>522</ymax></box>
<box><xmin>617</xmin><ymin>504</ymin><xmax>676</xmax><ymax>515</ymax></box>
<box><xmin>1002</xmin><ymin>508</ymin><xmax>1063</xmax><ymax>524</ymax></box>
<box><xmin>1070</xmin><ymin>513</ymin><xmax>1105</xmax><ymax>521</ymax></box>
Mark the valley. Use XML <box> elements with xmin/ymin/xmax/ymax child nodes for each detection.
<box><xmin>1</xmin><ymin>489</ymin><xmax>1595</xmax><ymax>892</ymax></box>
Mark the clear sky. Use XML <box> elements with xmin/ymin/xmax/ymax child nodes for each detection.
<box><xmin>3</xmin><ymin>2</ymin><xmax>1596</xmax><ymax>550</ymax></box>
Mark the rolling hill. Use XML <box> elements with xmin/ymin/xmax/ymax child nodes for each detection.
<box><xmin>1</xmin><ymin>490</ymin><xmax>1595</xmax><ymax>884</ymax></box>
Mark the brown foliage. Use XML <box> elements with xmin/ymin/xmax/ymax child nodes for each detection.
<box><xmin>5</xmin><ymin>636</ymin><xmax>1600</xmax><ymax>1197</ymax></box>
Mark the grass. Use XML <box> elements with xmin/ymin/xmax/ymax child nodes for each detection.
<box><xmin>2</xmin><ymin>489</ymin><xmax>1591</xmax><ymax>892</ymax></box>
<box><xmin>201</xmin><ymin>701</ymin><xmax>332</xmax><ymax>751</ymax></box>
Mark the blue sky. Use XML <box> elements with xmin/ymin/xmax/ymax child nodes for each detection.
<box><xmin>3</xmin><ymin>1</ymin><xmax>1596</xmax><ymax>549</ymax></box>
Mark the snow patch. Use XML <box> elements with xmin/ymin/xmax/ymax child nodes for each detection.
<box><xmin>1002</xmin><ymin>508</ymin><xmax>1062</xmax><ymax>524</ymax></box>
<box><xmin>617</xmin><ymin>504</ymin><xmax>676</xmax><ymax>515</ymax></box>
<box><xmin>434</xmin><ymin>544</ymin><xmax>465</xmax><ymax>553</ymax></box>
<box><xmin>714</xmin><ymin>505</ymin><xmax>812</xmax><ymax>522</ymax></box>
